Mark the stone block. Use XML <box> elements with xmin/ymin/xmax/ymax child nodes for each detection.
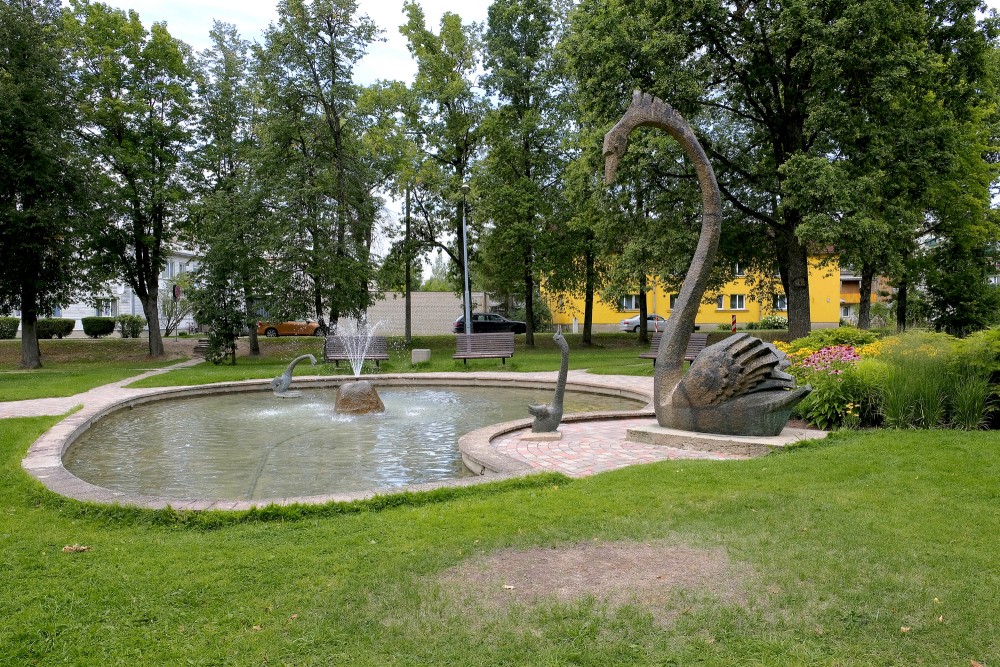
<box><xmin>411</xmin><ymin>348</ymin><xmax>431</xmax><ymax>364</ymax></box>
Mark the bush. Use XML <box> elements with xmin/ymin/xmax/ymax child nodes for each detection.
<box><xmin>81</xmin><ymin>316</ymin><xmax>116</xmax><ymax>338</ymax></box>
<box><xmin>116</xmin><ymin>314</ymin><xmax>146</xmax><ymax>338</ymax></box>
<box><xmin>36</xmin><ymin>318</ymin><xmax>76</xmax><ymax>339</ymax></box>
<box><xmin>0</xmin><ymin>317</ymin><xmax>19</xmax><ymax>339</ymax></box>
<box><xmin>786</xmin><ymin>326</ymin><xmax>880</xmax><ymax>353</ymax></box>
<box><xmin>758</xmin><ymin>314</ymin><xmax>788</xmax><ymax>329</ymax></box>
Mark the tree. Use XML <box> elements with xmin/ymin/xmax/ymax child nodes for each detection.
<box><xmin>65</xmin><ymin>0</ymin><xmax>196</xmax><ymax>357</ymax></box>
<box><xmin>477</xmin><ymin>0</ymin><xmax>570</xmax><ymax>346</ymax></box>
<box><xmin>0</xmin><ymin>0</ymin><xmax>93</xmax><ymax>369</ymax></box>
<box><xmin>189</xmin><ymin>22</ymin><xmax>272</xmax><ymax>355</ymax></box>
<box><xmin>254</xmin><ymin>0</ymin><xmax>382</xmax><ymax>329</ymax></box>
<box><xmin>398</xmin><ymin>2</ymin><xmax>488</xmax><ymax>305</ymax></box>
<box><xmin>564</xmin><ymin>0</ymin><xmax>998</xmax><ymax>340</ymax></box>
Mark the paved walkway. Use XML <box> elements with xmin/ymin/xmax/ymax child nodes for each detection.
<box><xmin>0</xmin><ymin>358</ymin><xmax>205</xmax><ymax>419</ymax></box>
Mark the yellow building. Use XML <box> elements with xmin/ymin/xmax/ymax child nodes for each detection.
<box><xmin>549</xmin><ymin>258</ymin><xmax>842</xmax><ymax>332</ymax></box>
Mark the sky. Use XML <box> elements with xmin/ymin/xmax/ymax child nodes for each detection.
<box><xmin>96</xmin><ymin>0</ymin><xmax>493</xmax><ymax>85</ymax></box>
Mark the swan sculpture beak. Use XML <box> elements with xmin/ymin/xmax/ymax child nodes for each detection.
<box><xmin>603</xmin><ymin>125</ymin><xmax>629</xmax><ymax>184</ymax></box>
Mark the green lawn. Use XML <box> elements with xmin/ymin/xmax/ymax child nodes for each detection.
<box><xmin>129</xmin><ymin>333</ymin><xmax>657</xmax><ymax>388</ymax></box>
<box><xmin>1</xmin><ymin>412</ymin><xmax>997</xmax><ymax>664</ymax></box>
<box><xmin>0</xmin><ymin>339</ymin><xmax>186</xmax><ymax>401</ymax></box>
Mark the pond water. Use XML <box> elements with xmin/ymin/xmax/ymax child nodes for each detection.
<box><xmin>64</xmin><ymin>386</ymin><xmax>643</xmax><ymax>501</ymax></box>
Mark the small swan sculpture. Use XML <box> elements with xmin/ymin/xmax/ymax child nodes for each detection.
<box><xmin>271</xmin><ymin>354</ymin><xmax>317</xmax><ymax>397</ymax></box>
<box><xmin>604</xmin><ymin>91</ymin><xmax>809</xmax><ymax>436</ymax></box>
<box><xmin>528</xmin><ymin>329</ymin><xmax>569</xmax><ymax>433</ymax></box>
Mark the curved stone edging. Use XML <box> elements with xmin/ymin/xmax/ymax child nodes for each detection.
<box><xmin>21</xmin><ymin>372</ymin><xmax>653</xmax><ymax>510</ymax></box>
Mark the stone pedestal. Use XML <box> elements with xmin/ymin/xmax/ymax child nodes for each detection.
<box><xmin>626</xmin><ymin>423</ymin><xmax>827</xmax><ymax>457</ymax></box>
<box><xmin>335</xmin><ymin>379</ymin><xmax>385</xmax><ymax>414</ymax></box>
<box><xmin>521</xmin><ymin>431</ymin><xmax>562</xmax><ymax>442</ymax></box>
<box><xmin>411</xmin><ymin>349</ymin><xmax>431</xmax><ymax>364</ymax></box>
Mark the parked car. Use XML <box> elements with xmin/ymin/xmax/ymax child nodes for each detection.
<box><xmin>453</xmin><ymin>312</ymin><xmax>527</xmax><ymax>334</ymax></box>
<box><xmin>256</xmin><ymin>320</ymin><xmax>325</xmax><ymax>337</ymax></box>
<box><xmin>619</xmin><ymin>314</ymin><xmax>667</xmax><ymax>333</ymax></box>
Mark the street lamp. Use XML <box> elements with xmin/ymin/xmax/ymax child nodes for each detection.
<box><xmin>461</xmin><ymin>182</ymin><xmax>472</xmax><ymax>335</ymax></box>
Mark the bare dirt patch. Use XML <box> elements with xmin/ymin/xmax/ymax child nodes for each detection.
<box><xmin>438</xmin><ymin>540</ymin><xmax>751</xmax><ymax>626</ymax></box>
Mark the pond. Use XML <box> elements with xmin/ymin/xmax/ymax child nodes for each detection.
<box><xmin>64</xmin><ymin>386</ymin><xmax>644</xmax><ymax>501</ymax></box>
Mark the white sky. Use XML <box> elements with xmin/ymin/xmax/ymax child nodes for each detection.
<box><xmin>95</xmin><ymin>0</ymin><xmax>492</xmax><ymax>84</ymax></box>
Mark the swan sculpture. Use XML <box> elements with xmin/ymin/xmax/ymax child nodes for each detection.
<box><xmin>271</xmin><ymin>354</ymin><xmax>317</xmax><ymax>397</ymax></box>
<box><xmin>604</xmin><ymin>91</ymin><xmax>809</xmax><ymax>436</ymax></box>
<box><xmin>528</xmin><ymin>329</ymin><xmax>569</xmax><ymax>433</ymax></box>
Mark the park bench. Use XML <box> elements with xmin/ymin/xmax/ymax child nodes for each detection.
<box><xmin>324</xmin><ymin>335</ymin><xmax>390</xmax><ymax>368</ymax></box>
<box><xmin>639</xmin><ymin>332</ymin><xmax>709</xmax><ymax>366</ymax></box>
<box><xmin>453</xmin><ymin>332</ymin><xmax>516</xmax><ymax>365</ymax></box>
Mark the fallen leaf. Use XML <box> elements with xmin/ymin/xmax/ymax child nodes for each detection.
<box><xmin>900</xmin><ymin>626</ymin><xmax>911</xmax><ymax>634</ymax></box>
<box><xmin>502</xmin><ymin>585</ymin><xmax>515</xmax><ymax>590</ymax></box>
<box><xmin>971</xmin><ymin>661</ymin><xmax>984</xmax><ymax>667</ymax></box>
<box><xmin>290</xmin><ymin>614</ymin><xmax>299</xmax><ymax>621</ymax></box>
<box><xmin>934</xmin><ymin>597</ymin><xmax>941</xmax><ymax>604</ymax></box>
<box><xmin>938</xmin><ymin>616</ymin><xmax>944</xmax><ymax>623</ymax></box>
<box><xmin>62</xmin><ymin>544</ymin><xmax>90</xmax><ymax>553</ymax></box>
<box><xmin>252</xmin><ymin>625</ymin><xmax>262</xmax><ymax>632</ymax></box>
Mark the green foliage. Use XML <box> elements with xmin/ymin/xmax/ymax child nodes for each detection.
<box><xmin>81</xmin><ymin>316</ymin><xmax>115</xmax><ymax>338</ymax></box>
<box><xmin>35</xmin><ymin>318</ymin><xmax>75</xmax><ymax>339</ymax></box>
<box><xmin>786</xmin><ymin>327</ymin><xmax>879</xmax><ymax>353</ymax></box>
<box><xmin>115</xmin><ymin>315</ymin><xmax>145</xmax><ymax>339</ymax></box>
<box><xmin>510</xmin><ymin>292</ymin><xmax>553</xmax><ymax>333</ymax></box>
<box><xmin>0</xmin><ymin>318</ymin><xmax>18</xmax><ymax>339</ymax></box>
<box><xmin>758</xmin><ymin>314</ymin><xmax>788</xmax><ymax>330</ymax></box>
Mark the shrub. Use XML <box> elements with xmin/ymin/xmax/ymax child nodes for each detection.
<box><xmin>790</xmin><ymin>346</ymin><xmax>864</xmax><ymax>430</ymax></box>
<box><xmin>116</xmin><ymin>314</ymin><xmax>146</xmax><ymax>338</ymax></box>
<box><xmin>35</xmin><ymin>318</ymin><xmax>75</xmax><ymax>339</ymax></box>
<box><xmin>0</xmin><ymin>317</ymin><xmax>19</xmax><ymax>339</ymax></box>
<box><xmin>81</xmin><ymin>316</ymin><xmax>116</xmax><ymax>338</ymax></box>
<box><xmin>786</xmin><ymin>326</ymin><xmax>879</xmax><ymax>353</ymax></box>
<box><xmin>758</xmin><ymin>314</ymin><xmax>788</xmax><ymax>329</ymax></box>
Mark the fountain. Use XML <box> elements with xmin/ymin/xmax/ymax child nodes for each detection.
<box><xmin>332</xmin><ymin>317</ymin><xmax>385</xmax><ymax>414</ymax></box>
<box><xmin>270</xmin><ymin>354</ymin><xmax>317</xmax><ymax>398</ymax></box>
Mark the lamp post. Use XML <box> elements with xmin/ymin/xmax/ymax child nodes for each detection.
<box><xmin>461</xmin><ymin>182</ymin><xmax>472</xmax><ymax>335</ymax></box>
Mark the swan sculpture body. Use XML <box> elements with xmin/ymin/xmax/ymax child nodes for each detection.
<box><xmin>528</xmin><ymin>330</ymin><xmax>569</xmax><ymax>432</ymax></box>
<box><xmin>271</xmin><ymin>354</ymin><xmax>317</xmax><ymax>396</ymax></box>
<box><xmin>604</xmin><ymin>92</ymin><xmax>809</xmax><ymax>436</ymax></box>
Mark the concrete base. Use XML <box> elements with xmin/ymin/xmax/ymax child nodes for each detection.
<box><xmin>411</xmin><ymin>349</ymin><xmax>431</xmax><ymax>363</ymax></box>
<box><xmin>626</xmin><ymin>423</ymin><xmax>827</xmax><ymax>457</ymax></box>
<box><xmin>521</xmin><ymin>431</ymin><xmax>563</xmax><ymax>442</ymax></box>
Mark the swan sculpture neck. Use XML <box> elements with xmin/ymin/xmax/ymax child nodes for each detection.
<box><xmin>603</xmin><ymin>92</ymin><xmax>723</xmax><ymax>423</ymax></box>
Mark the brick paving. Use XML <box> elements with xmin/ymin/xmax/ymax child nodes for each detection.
<box><xmin>492</xmin><ymin>417</ymin><xmax>747</xmax><ymax>478</ymax></box>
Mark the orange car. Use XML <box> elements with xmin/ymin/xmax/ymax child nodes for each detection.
<box><xmin>256</xmin><ymin>320</ymin><xmax>325</xmax><ymax>337</ymax></box>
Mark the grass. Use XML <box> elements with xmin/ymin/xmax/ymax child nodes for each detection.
<box><xmin>2</xmin><ymin>410</ymin><xmax>999</xmax><ymax>664</ymax></box>
<box><xmin>129</xmin><ymin>333</ymin><xmax>657</xmax><ymax>389</ymax></box>
<box><xmin>0</xmin><ymin>339</ymin><xmax>186</xmax><ymax>401</ymax></box>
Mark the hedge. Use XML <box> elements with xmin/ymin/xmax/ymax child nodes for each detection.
<box><xmin>0</xmin><ymin>317</ymin><xmax>18</xmax><ymax>339</ymax></box>
<box><xmin>81</xmin><ymin>316</ymin><xmax>116</xmax><ymax>338</ymax></box>
<box><xmin>36</xmin><ymin>318</ymin><xmax>76</xmax><ymax>339</ymax></box>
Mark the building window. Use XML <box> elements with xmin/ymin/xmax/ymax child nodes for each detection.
<box><xmin>729</xmin><ymin>294</ymin><xmax>746</xmax><ymax>310</ymax></box>
<box><xmin>95</xmin><ymin>299</ymin><xmax>117</xmax><ymax>317</ymax></box>
<box><xmin>621</xmin><ymin>294</ymin><xmax>641</xmax><ymax>310</ymax></box>
<box><xmin>669</xmin><ymin>294</ymin><xmax>678</xmax><ymax>310</ymax></box>
<box><xmin>716</xmin><ymin>295</ymin><xmax>724</xmax><ymax>310</ymax></box>
<box><xmin>989</xmin><ymin>275</ymin><xmax>1000</xmax><ymax>286</ymax></box>
<box><xmin>842</xmin><ymin>305</ymin><xmax>852</xmax><ymax>319</ymax></box>
<box><xmin>772</xmin><ymin>294</ymin><xmax>787</xmax><ymax>311</ymax></box>
<box><xmin>734</xmin><ymin>263</ymin><xmax>746</xmax><ymax>277</ymax></box>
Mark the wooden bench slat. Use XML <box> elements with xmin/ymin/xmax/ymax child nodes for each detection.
<box><xmin>638</xmin><ymin>332</ymin><xmax>709</xmax><ymax>364</ymax></box>
<box><xmin>324</xmin><ymin>335</ymin><xmax>390</xmax><ymax>367</ymax></box>
<box><xmin>453</xmin><ymin>332</ymin><xmax>515</xmax><ymax>365</ymax></box>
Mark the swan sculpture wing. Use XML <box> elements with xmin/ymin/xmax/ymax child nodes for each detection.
<box><xmin>674</xmin><ymin>334</ymin><xmax>797</xmax><ymax>407</ymax></box>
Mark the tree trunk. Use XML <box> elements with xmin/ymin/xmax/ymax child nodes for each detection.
<box><xmin>895</xmin><ymin>278</ymin><xmax>908</xmax><ymax>332</ymax></box>
<box><xmin>857</xmin><ymin>262</ymin><xmax>874</xmax><ymax>330</ymax></box>
<box><xmin>776</xmin><ymin>221</ymin><xmax>812</xmax><ymax>340</ymax></box>
<box><xmin>19</xmin><ymin>281</ymin><xmax>41</xmax><ymax>369</ymax></box>
<box><xmin>637</xmin><ymin>274</ymin><xmax>649</xmax><ymax>344</ymax></box>
<box><xmin>140</xmin><ymin>293</ymin><xmax>165</xmax><ymax>357</ymax></box>
<box><xmin>243</xmin><ymin>283</ymin><xmax>260</xmax><ymax>356</ymax></box>
<box><xmin>583</xmin><ymin>245</ymin><xmax>595</xmax><ymax>345</ymax></box>
<box><xmin>523</xmin><ymin>246</ymin><xmax>535</xmax><ymax>347</ymax></box>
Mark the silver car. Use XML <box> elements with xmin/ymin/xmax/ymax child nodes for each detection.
<box><xmin>619</xmin><ymin>314</ymin><xmax>667</xmax><ymax>332</ymax></box>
